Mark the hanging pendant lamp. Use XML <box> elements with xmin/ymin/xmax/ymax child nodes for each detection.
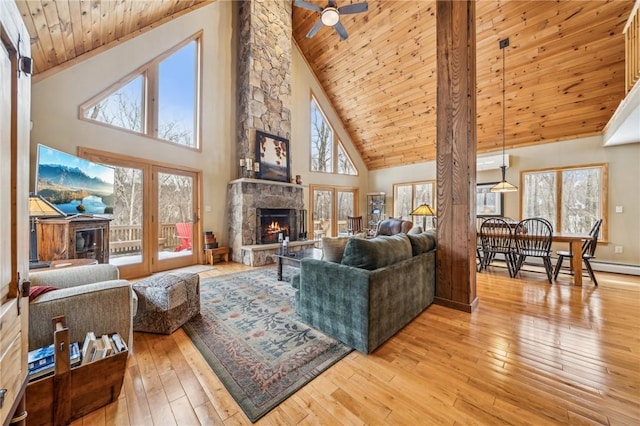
<box><xmin>491</xmin><ymin>38</ymin><xmax>518</xmax><ymax>193</ymax></box>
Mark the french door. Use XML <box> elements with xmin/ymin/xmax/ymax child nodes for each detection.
<box><xmin>80</xmin><ymin>148</ymin><xmax>200</xmax><ymax>278</ymax></box>
<box><xmin>310</xmin><ymin>185</ymin><xmax>358</xmax><ymax>238</ymax></box>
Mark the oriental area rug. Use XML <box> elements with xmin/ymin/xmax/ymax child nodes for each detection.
<box><xmin>182</xmin><ymin>267</ymin><xmax>353</xmax><ymax>422</ymax></box>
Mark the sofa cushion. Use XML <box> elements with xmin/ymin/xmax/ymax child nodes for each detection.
<box><xmin>322</xmin><ymin>236</ymin><xmax>350</xmax><ymax>263</ymax></box>
<box><xmin>341</xmin><ymin>234</ymin><xmax>412</xmax><ymax>270</ymax></box>
<box><xmin>407</xmin><ymin>231</ymin><xmax>437</xmax><ymax>256</ymax></box>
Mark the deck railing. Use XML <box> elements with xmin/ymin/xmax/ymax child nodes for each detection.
<box><xmin>625</xmin><ymin>1</ymin><xmax>640</xmax><ymax>94</ymax></box>
<box><xmin>110</xmin><ymin>223</ymin><xmax>180</xmax><ymax>255</ymax></box>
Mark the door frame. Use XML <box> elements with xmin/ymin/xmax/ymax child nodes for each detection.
<box><xmin>79</xmin><ymin>147</ymin><xmax>202</xmax><ymax>278</ymax></box>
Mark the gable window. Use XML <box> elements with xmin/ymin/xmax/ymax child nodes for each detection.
<box><xmin>80</xmin><ymin>33</ymin><xmax>201</xmax><ymax>149</ymax></box>
<box><xmin>393</xmin><ymin>181</ymin><xmax>436</xmax><ymax>224</ymax></box>
<box><xmin>310</xmin><ymin>95</ymin><xmax>357</xmax><ymax>175</ymax></box>
<box><xmin>522</xmin><ymin>164</ymin><xmax>607</xmax><ymax>240</ymax></box>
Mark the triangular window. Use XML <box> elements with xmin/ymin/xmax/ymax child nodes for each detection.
<box><xmin>80</xmin><ymin>33</ymin><xmax>201</xmax><ymax>149</ymax></box>
<box><xmin>310</xmin><ymin>94</ymin><xmax>358</xmax><ymax>175</ymax></box>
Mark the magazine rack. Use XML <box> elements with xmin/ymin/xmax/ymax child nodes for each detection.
<box><xmin>26</xmin><ymin>316</ymin><xmax>128</xmax><ymax>426</ymax></box>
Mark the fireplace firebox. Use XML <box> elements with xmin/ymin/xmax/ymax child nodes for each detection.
<box><xmin>257</xmin><ymin>208</ymin><xmax>297</xmax><ymax>244</ymax></box>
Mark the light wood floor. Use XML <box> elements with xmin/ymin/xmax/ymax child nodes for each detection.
<box><xmin>71</xmin><ymin>263</ymin><xmax>640</xmax><ymax>425</ymax></box>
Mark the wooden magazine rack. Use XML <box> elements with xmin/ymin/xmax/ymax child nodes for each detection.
<box><xmin>26</xmin><ymin>316</ymin><xmax>128</xmax><ymax>426</ymax></box>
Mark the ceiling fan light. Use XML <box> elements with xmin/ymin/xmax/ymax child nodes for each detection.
<box><xmin>321</xmin><ymin>8</ymin><xmax>340</xmax><ymax>26</ymax></box>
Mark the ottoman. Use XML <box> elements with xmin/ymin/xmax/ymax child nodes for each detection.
<box><xmin>132</xmin><ymin>272</ymin><xmax>200</xmax><ymax>334</ymax></box>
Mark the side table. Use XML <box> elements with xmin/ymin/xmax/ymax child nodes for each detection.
<box><xmin>204</xmin><ymin>246</ymin><xmax>230</xmax><ymax>265</ymax></box>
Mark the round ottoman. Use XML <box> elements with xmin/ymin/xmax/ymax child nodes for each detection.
<box><xmin>132</xmin><ymin>272</ymin><xmax>200</xmax><ymax>334</ymax></box>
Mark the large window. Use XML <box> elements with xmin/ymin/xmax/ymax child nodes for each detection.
<box><xmin>310</xmin><ymin>95</ymin><xmax>357</xmax><ymax>175</ymax></box>
<box><xmin>80</xmin><ymin>33</ymin><xmax>201</xmax><ymax>149</ymax></box>
<box><xmin>393</xmin><ymin>181</ymin><xmax>436</xmax><ymax>221</ymax></box>
<box><xmin>522</xmin><ymin>164</ymin><xmax>607</xmax><ymax>239</ymax></box>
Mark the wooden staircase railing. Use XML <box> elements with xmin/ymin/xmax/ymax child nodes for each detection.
<box><xmin>625</xmin><ymin>1</ymin><xmax>640</xmax><ymax>94</ymax></box>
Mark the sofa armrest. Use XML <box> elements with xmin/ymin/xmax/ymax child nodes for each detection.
<box><xmin>29</xmin><ymin>280</ymin><xmax>133</xmax><ymax>351</ymax></box>
<box><xmin>29</xmin><ymin>264</ymin><xmax>120</xmax><ymax>289</ymax></box>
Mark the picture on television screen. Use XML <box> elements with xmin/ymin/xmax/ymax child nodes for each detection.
<box><xmin>36</xmin><ymin>144</ymin><xmax>115</xmax><ymax>216</ymax></box>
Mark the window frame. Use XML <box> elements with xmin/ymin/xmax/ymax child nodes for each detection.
<box><xmin>309</xmin><ymin>184</ymin><xmax>359</xmax><ymax>238</ymax></box>
<box><xmin>79</xmin><ymin>32</ymin><xmax>202</xmax><ymax>150</ymax></box>
<box><xmin>393</xmin><ymin>180</ymin><xmax>436</xmax><ymax>220</ymax></box>
<box><xmin>309</xmin><ymin>93</ymin><xmax>358</xmax><ymax>176</ymax></box>
<box><xmin>520</xmin><ymin>163</ymin><xmax>608</xmax><ymax>242</ymax></box>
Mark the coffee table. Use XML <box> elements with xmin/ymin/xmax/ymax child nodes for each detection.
<box><xmin>272</xmin><ymin>248</ymin><xmax>322</xmax><ymax>281</ymax></box>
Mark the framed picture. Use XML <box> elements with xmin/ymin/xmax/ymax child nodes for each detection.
<box><xmin>476</xmin><ymin>182</ymin><xmax>504</xmax><ymax>217</ymax></box>
<box><xmin>255</xmin><ymin>131</ymin><xmax>290</xmax><ymax>183</ymax></box>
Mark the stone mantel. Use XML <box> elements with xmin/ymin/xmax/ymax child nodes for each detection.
<box><xmin>228</xmin><ymin>178</ymin><xmax>306</xmax><ymax>189</ymax></box>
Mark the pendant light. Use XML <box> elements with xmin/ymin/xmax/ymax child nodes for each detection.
<box><xmin>491</xmin><ymin>38</ymin><xmax>518</xmax><ymax>193</ymax></box>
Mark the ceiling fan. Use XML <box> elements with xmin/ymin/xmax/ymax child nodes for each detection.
<box><xmin>294</xmin><ymin>0</ymin><xmax>368</xmax><ymax>41</ymax></box>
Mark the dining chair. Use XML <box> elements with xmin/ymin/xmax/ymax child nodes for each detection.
<box><xmin>513</xmin><ymin>217</ymin><xmax>554</xmax><ymax>283</ymax></box>
<box><xmin>478</xmin><ymin>217</ymin><xmax>517</xmax><ymax>277</ymax></box>
<box><xmin>347</xmin><ymin>216</ymin><xmax>364</xmax><ymax>235</ymax></box>
<box><xmin>553</xmin><ymin>219</ymin><xmax>602</xmax><ymax>285</ymax></box>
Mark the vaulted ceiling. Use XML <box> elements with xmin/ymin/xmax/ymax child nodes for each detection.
<box><xmin>16</xmin><ymin>0</ymin><xmax>634</xmax><ymax>170</ymax></box>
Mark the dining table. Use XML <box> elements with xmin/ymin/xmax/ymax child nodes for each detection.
<box><xmin>551</xmin><ymin>232</ymin><xmax>594</xmax><ymax>286</ymax></box>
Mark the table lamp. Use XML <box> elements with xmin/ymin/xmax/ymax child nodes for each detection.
<box><xmin>29</xmin><ymin>193</ymin><xmax>64</xmax><ymax>267</ymax></box>
<box><xmin>410</xmin><ymin>203</ymin><xmax>436</xmax><ymax>230</ymax></box>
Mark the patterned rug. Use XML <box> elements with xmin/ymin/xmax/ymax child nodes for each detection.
<box><xmin>182</xmin><ymin>267</ymin><xmax>353</xmax><ymax>422</ymax></box>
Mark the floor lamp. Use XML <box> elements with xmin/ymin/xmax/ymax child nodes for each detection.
<box><xmin>410</xmin><ymin>204</ymin><xmax>436</xmax><ymax>230</ymax></box>
<box><xmin>29</xmin><ymin>193</ymin><xmax>64</xmax><ymax>267</ymax></box>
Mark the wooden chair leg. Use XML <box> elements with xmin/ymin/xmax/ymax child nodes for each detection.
<box><xmin>584</xmin><ymin>259</ymin><xmax>598</xmax><ymax>286</ymax></box>
<box><xmin>543</xmin><ymin>257</ymin><xmax>553</xmax><ymax>284</ymax></box>
<box><xmin>553</xmin><ymin>254</ymin><xmax>565</xmax><ymax>280</ymax></box>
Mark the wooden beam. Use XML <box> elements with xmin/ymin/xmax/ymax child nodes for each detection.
<box><xmin>434</xmin><ymin>0</ymin><xmax>478</xmax><ymax>313</ymax></box>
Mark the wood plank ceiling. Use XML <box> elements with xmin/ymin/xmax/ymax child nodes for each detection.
<box><xmin>293</xmin><ymin>0</ymin><xmax>634</xmax><ymax>169</ymax></box>
<box><xmin>16</xmin><ymin>0</ymin><xmax>634</xmax><ymax>170</ymax></box>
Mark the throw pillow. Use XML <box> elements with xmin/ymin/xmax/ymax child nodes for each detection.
<box><xmin>322</xmin><ymin>236</ymin><xmax>350</xmax><ymax>263</ymax></box>
<box><xmin>341</xmin><ymin>234</ymin><xmax>412</xmax><ymax>270</ymax></box>
<box><xmin>407</xmin><ymin>231</ymin><xmax>437</xmax><ymax>256</ymax></box>
<box><xmin>29</xmin><ymin>285</ymin><xmax>58</xmax><ymax>302</ymax></box>
<box><xmin>408</xmin><ymin>225</ymin><xmax>423</xmax><ymax>234</ymax></box>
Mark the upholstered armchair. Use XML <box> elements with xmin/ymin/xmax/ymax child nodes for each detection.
<box><xmin>28</xmin><ymin>264</ymin><xmax>137</xmax><ymax>351</ymax></box>
<box><xmin>374</xmin><ymin>218</ymin><xmax>413</xmax><ymax>236</ymax></box>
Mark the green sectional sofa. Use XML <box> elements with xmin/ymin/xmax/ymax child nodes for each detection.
<box><xmin>293</xmin><ymin>231</ymin><xmax>436</xmax><ymax>353</ymax></box>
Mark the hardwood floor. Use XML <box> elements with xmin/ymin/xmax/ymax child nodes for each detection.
<box><xmin>72</xmin><ymin>263</ymin><xmax>640</xmax><ymax>425</ymax></box>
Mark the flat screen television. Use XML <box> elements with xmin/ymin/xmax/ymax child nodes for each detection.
<box><xmin>35</xmin><ymin>144</ymin><xmax>115</xmax><ymax>216</ymax></box>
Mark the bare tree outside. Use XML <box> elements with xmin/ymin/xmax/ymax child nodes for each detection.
<box><xmin>311</xmin><ymin>99</ymin><xmax>333</xmax><ymax>172</ymax></box>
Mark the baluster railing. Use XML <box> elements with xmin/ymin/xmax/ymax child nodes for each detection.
<box><xmin>625</xmin><ymin>1</ymin><xmax>640</xmax><ymax>94</ymax></box>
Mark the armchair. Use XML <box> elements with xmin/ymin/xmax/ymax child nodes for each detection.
<box><xmin>374</xmin><ymin>217</ymin><xmax>413</xmax><ymax>236</ymax></box>
<box><xmin>28</xmin><ymin>264</ymin><xmax>136</xmax><ymax>351</ymax></box>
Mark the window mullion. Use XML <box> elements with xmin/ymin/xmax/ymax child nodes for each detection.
<box><xmin>147</xmin><ymin>65</ymin><xmax>159</xmax><ymax>138</ymax></box>
<box><xmin>556</xmin><ymin>170</ymin><xmax>563</xmax><ymax>232</ymax></box>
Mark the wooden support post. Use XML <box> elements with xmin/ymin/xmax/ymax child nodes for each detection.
<box><xmin>435</xmin><ymin>0</ymin><xmax>478</xmax><ymax>312</ymax></box>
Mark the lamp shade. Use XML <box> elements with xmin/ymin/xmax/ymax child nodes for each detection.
<box><xmin>410</xmin><ymin>204</ymin><xmax>436</xmax><ymax>217</ymax></box>
<box><xmin>29</xmin><ymin>193</ymin><xmax>64</xmax><ymax>217</ymax></box>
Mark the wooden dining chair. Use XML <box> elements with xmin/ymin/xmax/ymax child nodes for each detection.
<box><xmin>347</xmin><ymin>216</ymin><xmax>363</xmax><ymax>235</ymax></box>
<box><xmin>478</xmin><ymin>217</ymin><xmax>517</xmax><ymax>277</ymax></box>
<box><xmin>513</xmin><ymin>217</ymin><xmax>554</xmax><ymax>283</ymax></box>
<box><xmin>553</xmin><ymin>219</ymin><xmax>602</xmax><ymax>285</ymax></box>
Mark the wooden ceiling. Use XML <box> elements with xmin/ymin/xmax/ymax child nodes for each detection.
<box><xmin>15</xmin><ymin>0</ymin><xmax>211</xmax><ymax>80</ymax></box>
<box><xmin>16</xmin><ymin>0</ymin><xmax>634</xmax><ymax>170</ymax></box>
<box><xmin>293</xmin><ymin>0</ymin><xmax>634</xmax><ymax>169</ymax></box>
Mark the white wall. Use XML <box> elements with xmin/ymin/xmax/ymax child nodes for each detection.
<box><xmin>30</xmin><ymin>2</ymin><xmax>367</xmax><ymax>245</ymax></box>
<box><xmin>370</xmin><ymin>136</ymin><xmax>640</xmax><ymax>267</ymax></box>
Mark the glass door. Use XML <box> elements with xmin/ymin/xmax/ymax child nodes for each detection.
<box><xmin>310</xmin><ymin>185</ymin><xmax>358</xmax><ymax>238</ymax></box>
<box><xmin>109</xmin><ymin>164</ymin><xmax>147</xmax><ymax>277</ymax></box>
<box><xmin>153</xmin><ymin>167</ymin><xmax>198</xmax><ymax>271</ymax></box>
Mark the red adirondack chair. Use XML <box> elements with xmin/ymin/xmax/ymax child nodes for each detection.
<box><xmin>174</xmin><ymin>222</ymin><xmax>193</xmax><ymax>251</ymax></box>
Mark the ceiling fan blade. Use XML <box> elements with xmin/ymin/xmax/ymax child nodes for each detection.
<box><xmin>294</xmin><ymin>0</ymin><xmax>323</xmax><ymax>12</ymax></box>
<box><xmin>306</xmin><ymin>19</ymin><xmax>324</xmax><ymax>38</ymax></box>
<box><xmin>339</xmin><ymin>2</ymin><xmax>368</xmax><ymax>14</ymax></box>
<box><xmin>334</xmin><ymin>21</ymin><xmax>348</xmax><ymax>40</ymax></box>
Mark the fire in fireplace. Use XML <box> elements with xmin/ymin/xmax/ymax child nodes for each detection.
<box><xmin>257</xmin><ymin>208</ymin><xmax>297</xmax><ymax>244</ymax></box>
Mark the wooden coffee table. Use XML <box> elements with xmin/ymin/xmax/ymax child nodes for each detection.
<box><xmin>272</xmin><ymin>248</ymin><xmax>322</xmax><ymax>281</ymax></box>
